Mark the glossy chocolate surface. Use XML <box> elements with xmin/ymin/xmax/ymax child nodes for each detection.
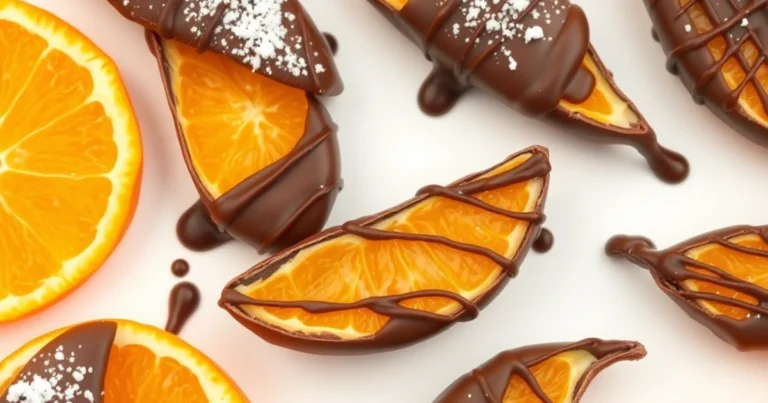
<box><xmin>220</xmin><ymin>146</ymin><xmax>550</xmax><ymax>355</ymax></box>
<box><xmin>107</xmin><ymin>0</ymin><xmax>343</xmax><ymax>95</ymax></box>
<box><xmin>606</xmin><ymin>225</ymin><xmax>768</xmax><ymax>351</ymax></box>
<box><xmin>1</xmin><ymin>321</ymin><xmax>117</xmax><ymax>403</ymax></box>
<box><xmin>165</xmin><ymin>282</ymin><xmax>201</xmax><ymax>335</ymax></box>
<box><xmin>148</xmin><ymin>34</ymin><xmax>343</xmax><ymax>254</ymax></box>
<box><xmin>171</xmin><ymin>258</ymin><xmax>190</xmax><ymax>278</ymax></box>
<box><xmin>368</xmin><ymin>0</ymin><xmax>690</xmax><ymax>183</ymax></box>
<box><xmin>644</xmin><ymin>0</ymin><xmax>768</xmax><ymax>145</ymax></box>
<box><xmin>532</xmin><ymin>227</ymin><xmax>554</xmax><ymax>253</ymax></box>
<box><xmin>434</xmin><ymin>339</ymin><xmax>646</xmax><ymax>403</ymax></box>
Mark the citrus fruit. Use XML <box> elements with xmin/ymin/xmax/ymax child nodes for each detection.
<box><xmin>503</xmin><ymin>350</ymin><xmax>596</xmax><ymax>403</ymax></box>
<box><xmin>683</xmin><ymin>0</ymin><xmax>768</xmax><ymax>128</ymax></box>
<box><xmin>158</xmin><ymin>38</ymin><xmax>308</xmax><ymax>199</ymax></box>
<box><xmin>0</xmin><ymin>0</ymin><xmax>142</xmax><ymax>322</ymax></box>
<box><xmin>684</xmin><ymin>232</ymin><xmax>768</xmax><ymax>320</ymax></box>
<box><xmin>0</xmin><ymin>319</ymin><xmax>248</xmax><ymax>402</ymax></box>
<box><xmin>222</xmin><ymin>147</ymin><xmax>549</xmax><ymax>352</ymax></box>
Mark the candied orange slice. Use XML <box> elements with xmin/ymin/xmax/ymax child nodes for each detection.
<box><xmin>503</xmin><ymin>350</ymin><xmax>596</xmax><ymax>403</ymax></box>
<box><xmin>223</xmin><ymin>147</ymin><xmax>549</xmax><ymax>350</ymax></box>
<box><xmin>682</xmin><ymin>0</ymin><xmax>768</xmax><ymax>127</ymax></box>
<box><xmin>0</xmin><ymin>0</ymin><xmax>142</xmax><ymax>322</ymax></box>
<box><xmin>160</xmin><ymin>38</ymin><xmax>308</xmax><ymax>198</ymax></box>
<box><xmin>0</xmin><ymin>319</ymin><xmax>247</xmax><ymax>402</ymax></box>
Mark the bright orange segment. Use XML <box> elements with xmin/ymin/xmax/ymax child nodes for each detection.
<box><xmin>163</xmin><ymin>39</ymin><xmax>309</xmax><ymax>198</ymax></box>
<box><xmin>238</xmin><ymin>153</ymin><xmax>545</xmax><ymax>338</ymax></box>
<box><xmin>684</xmin><ymin>235</ymin><xmax>768</xmax><ymax>320</ymax></box>
<box><xmin>0</xmin><ymin>0</ymin><xmax>142</xmax><ymax>322</ymax></box>
<box><xmin>0</xmin><ymin>320</ymin><xmax>247</xmax><ymax>402</ymax></box>
<box><xmin>383</xmin><ymin>0</ymin><xmax>408</xmax><ymax>10</ymax></box>
<box><xmin>503</xmin><ymin>350</ymin><xmax>596</xmax><ymax>403</ymax></box>
<box><xmin>684</xmin><ymin>0</ymin><xmax>768</xmax><ymax>126</ymax></box>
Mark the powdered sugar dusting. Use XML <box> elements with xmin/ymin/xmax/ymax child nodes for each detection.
<box><xmin>5</xmin><ymin>345</ymin><xmax>97</xmax><ymax>403</ymax></box>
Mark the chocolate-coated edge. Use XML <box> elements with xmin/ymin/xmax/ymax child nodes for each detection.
<box><xmin>606</xmin><ymin>225</ymin><xmax>768</xmax><ymax>351</ymax></box>
<box><xmin>219</xmin><ymin>145</ymin><xmax>550</xmax><ymax>355</ymax></box>
<box><xmin>433</xmin><ymin>338</ymin><xmax>647</xmax><ymax>403</ymax></box>
<box><xmin>106</xmin><ymin>0</ymin><xmax>343</xmax><ymax>96</ymax></box>
<box><xmin>147</xmin><ymin>33</ymin><xmax>343</xmax><ymax>254</ymax></box>
<box><xmin>643</xmin><ymin>0</ymin><xmax>768</xmax><ymax>146</ymax></box>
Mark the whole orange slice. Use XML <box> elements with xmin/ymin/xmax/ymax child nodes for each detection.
<box><xmin>0</xmin><ymin>319</ymin><xmax>247</xmax><ymax>402</ymax></box>
<box><xmin>222</xmin><ymin>146</ymin><xmax>549</xmax><ymax>354</ymax></box>
<box><xmin>0</xmin><ymin>0</ymin><xmax>142</xmax><ymax>322</ymax></box>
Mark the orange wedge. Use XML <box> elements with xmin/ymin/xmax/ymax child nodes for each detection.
<box><xmin>683</xmin><ymin>0</ymin><xmax>768</xmax><ymax>128</ymax></box>
<box><xmin>0</xmin><ymin>0</ymin><xmax>142</xmax><ymax>322</ymax></box>
<box><xmin>503</xmin><ymin>350</ymin><xmax>596</xmax><ymax>403</ymax></box>
<box><xmin>222</xmin><ymin>147</ymin><xmax>549</xmax><ymax>353</ymax></box>
<box><xmin>0</xmin><ymin>319</ymin><xmax>247</xmax><ymax>402</ymax></box>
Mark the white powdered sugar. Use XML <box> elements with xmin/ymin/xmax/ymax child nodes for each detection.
<box><xmin>4</xmin><ymin>344</ymin><xmax>96</xmax><ymax>403</ymax></box>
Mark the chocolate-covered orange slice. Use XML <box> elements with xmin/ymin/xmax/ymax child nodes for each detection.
<box><xmin>107</xmin><ymin>0</ymin><xmax>342</xmax><ymax>95</ymax></box>
<box><xmin>0</xmin><ymin>320</ymin><xmax>247</xmax><ymax>402</ymax></box>
<box><xmin>370</xmin><ymin>0</ymin><xmax>689</xmax><ymax>183</ymax></box>
<box><xmin>148</xmin><ymin>34</ymin><xmax>342</xmax><ymax>253</ymax></box>
<box><xmin>221</xmin><ymin>146</ymin><xmax>550</xmax><ymax>354</ymax></box>
<box><xmin>645</xmin><ymin>0</ymin><xmax>768</xmax><ymax>145</ymax></box>
<box><xmin>434</xmin><ymin>339</ymin><xmax>646</xmax><ymax>403</ymax></box>
<box><xmin>607</xmin><ymin>226</ymin><xmax>768</xmax><ymax>351</ymax></box>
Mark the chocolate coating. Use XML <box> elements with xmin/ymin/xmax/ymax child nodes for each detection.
<box><xmin>148</xmin><ymin>34</ymin><xmax>343</xmax><ymax>254</ymax></box>
<box><xmin>1</xmin><ymin>321</ymin><xmax>117</xmax><ymax>403</ymax></box>
<box><xmin>368</xmin><ymin>0</ymin><xmax>689</xmax><ymax>183</ymax></box>
<box><xmin>171</xmin><ymin>258</ymin><xmax>190</xmax><ymax>277</ymax></box>
<box><xmin>606</xmin><ymin>225</ymin><xmax>768</xmax><ymax>351</ymax></box>
<box><xmin>106</xmin><ymin>0</ymin><xmax>343</xmax><ymax>95</ymax></box>
<box><xmin>532</xmin><ymin>228</ymin><xmax>554</xmax><ymax>253</ymax></box>
<box><xmin>220</xmin><ymin>146</ymin><xmax>550</xmax><ymax>355</ymax></box>
<box><xmin>644</xmin><ymin>0</ymin><xmax>768</xmax><ymax>146</ymax></box>
<box><xmin>165</xmin><ymin>282</ymin><xmax>201</xmax><ymax>335</ymax></box>
<box><xmin>434</xmin><ymin>339</ymin><xmax>646</xmax><ymax>403</ymax></box>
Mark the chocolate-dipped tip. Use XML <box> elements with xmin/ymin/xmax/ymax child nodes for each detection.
<box><xmin>605</xmin><ymin>235</ymin><xmax>659</xmax><ymax>271</ymax></box>
<box><xmin>418</xmin><ymin>68</ymin><xmax>466</xmax><ymax>117</ymax></box>
<box><xmin>176</xmin><ymin>201</ymin><xmax>233</xmax><ymax>252</ymax></box>
<box><xmin>644</xmin><ymin>143</ymin><xmax>690</xmax><ymax>184</ymax></box>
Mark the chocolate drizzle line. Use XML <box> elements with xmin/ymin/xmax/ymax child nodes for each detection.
<box><xmin>650</xmin><ymin>0</ymin><xmax>768</xmax><ymax>111</ymax></box>
<box><xmin>221</xmin><ymin>151</ymin><xmax>549</xmax><ymax>324</ymax></box>
<box><xmin>606</xmin><ymin>227</ymin><xmax>768</xmax><ymax>316</ymax></box>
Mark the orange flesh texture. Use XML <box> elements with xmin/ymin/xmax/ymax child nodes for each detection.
<box><xmin>683</xmin><ymin>234</ymin><xmax>768</xmax><ymax>320</ymax></box>
<box><xmin>503</xmin><ymin>350</ymin><xmax>597</xmax><ymax>403</ymax></box>
<box><xmin>683</xmin><ymin>0</ymin><xmax>768</xmax><ymax>127</ymax></box>
<box><xmin>237</xmin><ymin>153</ymin><xmax>545</xmax><ymax>339</ymax></box>
<box><xmin>164</xmin><ymin>39</ymin><xmax>309</xmax><ymax>199</ymax></box>
<box><xmin>0</xmin><ymin>321</ymin><xmax>246</xmax><ymax>402</ymax></box>
<box><xmin>0</xmin><ymin>0</ymin><xmax>141</xmax><ymax>320</ymax></box>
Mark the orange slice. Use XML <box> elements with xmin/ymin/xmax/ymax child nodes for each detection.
<box><xmin>160</xmin><ymin>38</ymin><xmax>308</xmax><ymax>199</ymax></box>
<box><xmin>229</xmin><ymin>149</ymin><xmax>547</xmax><ymax>342</ymax></box>
<box><xmin>684</xmin><ymin>233</ymin><xmax>768</xmax><ymax>320</ymax></box>
<box><xmin>0</xmin><ymin>319</ymin><xmax>248</xmax><ymax>402</ymax></box>
<box><xmin>0</xmin><ymin>0</ymin><xmax>142</xmax><ymax>322</ymax></box>
<box><xmin>503</xmin><ymin>350</ymin><xmax>596</xmax><ymax>403</ymax></box>
<box><xmin>683</xmin><ymin>0</ymin><xmax>768</xmax><ymax>128</ymax></box>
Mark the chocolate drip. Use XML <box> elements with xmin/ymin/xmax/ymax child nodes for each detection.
<box><xmin>323</xmin><ymin>32</ymin><xmax>338</xmax><ymax>55</ymax></box>
<box><xmin>220</xmin><ymin>148</ymin><xmax>549</xmax><ymax>342</ymax></box>
<box><xmin>1</xmin><ymin>322</ymin><xmax>117</xmax><ymax>403</ymax></box>
<box><xmin>606</xmin><ymin>225</ymin><xmax>768</xmax><ymax>350</ymax></box>
<box><xmin>196</xmin><ymin>2</ymin><xmax>228</xmax><ymax>53</ymax></box>
<box><xmin>171</xmin><ymin>259</ymin><xmax>190</xmax><ymax>278</ymax></box>
<box><xmin>434</xmin><ymin>339</ymin><xmax>646</xmax><ymax>403</ymax></box>
<box><xmin>176</xmin><ymin>200</ymin><xmax>233</xmax><ymax>252</ymax></box>
<box><xmin>532</xmin><ymin>228</ymin><xmax>554</xmax><ymax>253</ymax></box>
<box><xmin>158</xmin><ymin>0</ymin><xmax>184</xmax><ymax>38</ymax></box>
<box><xmin>165</xmin><ymin>282</ymin><xmax>201</xmax><ymax>335</ymax></box>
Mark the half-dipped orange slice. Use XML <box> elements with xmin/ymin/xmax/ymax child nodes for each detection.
<box><xmin>0</xmin><ymin>0</ymin><xmax>142</xmax><ymax>322</ymax></box>
<box><xmin>221</xmin><ymin>146</ymin><xmax>550</xmax><ymax>354</ymax></box>
<box><xmin>0</xmin><ymin>319</ymin><xmax>247</xmax><ymax>402</ymax></box>
<box><xmin>370</xmin><ymin>0</ymin><xmax>688</xmax><ymax>183</ymax></box>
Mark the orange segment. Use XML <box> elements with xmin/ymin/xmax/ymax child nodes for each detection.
<box><xmin>0</xmin><ymin>320</ymin><xmax>247</xmax><ymax>402</ymax></box>
<box><xmin>383</xmin><ymin>0</ymin><xmax>408</xmax><ymax>10</ymax></box>
<box><xmin>0</xmin><ymin>0</ymin><xmax>142</xmax><ymax>322</ymax></box>
<box><xmin>162</xmin><ymin>39</ymin><xmax>308</xmax><ymax>199</ymax></box>
<box><xmin>236</xmin><ymin>152</ymin><xmax>546</xmax><ymax>339</ymax></box>
<box><xmin>503</xmin><ymin>350</ymin><xmax>597</xmax><ymax>403</ymax></box>
<box><xmin>559</xmin><ymin>53</ymin><xmax>640</xmax><ymax>129</ymax></box>
<box><xmin>683</xmin><ymin>0</ymin><xmax>768</xmax><ymax>127</ymax></box>
<box><xmin>683</xmin><ymin>234</ymin><xmax>768</xmax><ymax>320</ymax></box>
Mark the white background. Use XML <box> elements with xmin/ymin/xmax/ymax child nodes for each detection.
<box><xmin>3</xmin><ymin>1</ymin><xmax>768</xmax><ymax>402</ymax></box>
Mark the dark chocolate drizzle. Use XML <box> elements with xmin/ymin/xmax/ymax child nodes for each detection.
<box><xmin>532</xmin><ymin>228</ymin><xmax>554</xmax><ymax>253</ymax></box>
<box><xmin>649</xmin><ymin>0</ymin><xmax>768</xmax><ymax>111</ymax></box>
<box><xmin>171</xmin><ymin>259</ymin><xmax>190</xmax><ymax>278</ymax></box>
<box><xmin>606</xmin><ymin>226</ymin><xmax>768</xmax><ymax>350</ymax></box>
<box><xmin>165</xmin><ymin>282</ymin><xmax>201</xmax><ymax>335</ymax></box>
<box><xmin>433</xmin><ymin>339</ymin><xmax>646</xmax><ymax>403</ymax></box>
<box><xmin>1</xmin><ymin>321</ymin><xmax>117</xmax><ymax>403</ymax></box>
<box><xmin>221</xmin><ymin>150</ymin><xmax>549</xmax><ymax>325</ymax></box>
